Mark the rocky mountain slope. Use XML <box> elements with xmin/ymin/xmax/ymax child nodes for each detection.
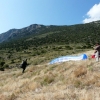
<box><xmin>0</xmin><ymin>24</ymin><xmax>45</xmax><ymax>42</ymax></box>
<box><xmin>0</xmin><ymin>20</ymin><xmax>100</xmax><ymax>44</ymax></box>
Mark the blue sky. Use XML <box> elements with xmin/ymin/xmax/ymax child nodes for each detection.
<box><xmin>0</xmin><ymin>0</ymin><xmax>100</xmax><ymax>34</ymax></box>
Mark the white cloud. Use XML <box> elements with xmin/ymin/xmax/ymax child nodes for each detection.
<box><xmin>83</xmin><ymin>3</ymin><xmax>100</xmax><ymax>23</ymax></box>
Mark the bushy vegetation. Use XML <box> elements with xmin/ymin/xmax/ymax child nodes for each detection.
<box><xmin>0</xmin><ymin>60</ymin><xmax>9</xmax><ymax>71</ymax></box>
<box><xmin>0</xmin><ymin>21</ymin><xmax>100</xmax><ymax>69</ymax></box>
<box><xmin>0</xmin><ymin>21</ymin><xmax>100</xmax><ymax>51</ymax></box>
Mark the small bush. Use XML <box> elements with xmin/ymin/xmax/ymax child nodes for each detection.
<box><xmin>0</xmin><ymin>67</ymin><xmax>4</xmax><ymax>71</ymax></box>
<box><xmin>65</xmin><ymin>46</ymin><xmax>73</xmax><ymax>50</ymax></box>
<box><xmin>0</xmin><ymin>61</ymin><xmax>5</xmax><ymax>66</ymax></box>
<box><xmin>0</xmin><ymin>61</ymin><xmax>5</xmax><ymax>71</ymax></box>
<box><xmin>3</xmin><ymin>64</ymin><xmax>9</xmax><ymax>69</ymax></box>
<box><xmin>74</xmin><ymin>80</ymin><xmax>82</xmax><ymax>88</ymax></box>
<box><xmin>41</xmin><ymin>75</ymin><xmax>54</xmax><ymax>86</ymax></box>
<box><xmin>74</xmin><ymin>66</ymin><xmax>87</xmax><ymax>77</ymax></box>
<box><xmin>11</xmin><ymin>59</ymin><xmax>15</xmax><ymax>64</ymax></box>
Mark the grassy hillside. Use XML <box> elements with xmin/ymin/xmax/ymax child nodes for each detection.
<box><xmin>1</xmin><ymin>50</ymin><xmax>100</xmax><ymax>100</ymax></box>
<box><xmin>0</xmin><ymin>21</ymin><xmax>100</xmax><ymax>99</ymax></box>
<box><xmin>0</xmin><ymin>43</ymin><xmax>90</xmax><ymax>70</ymax></box>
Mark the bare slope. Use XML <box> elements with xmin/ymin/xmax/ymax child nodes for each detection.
<box><xmin>0</xmin><ymin>50</ymin><xmax>100</xmax><ymax>100</ymax></box>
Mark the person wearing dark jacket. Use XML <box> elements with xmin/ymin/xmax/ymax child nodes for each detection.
<box><xmin>21</xmin><ymin>59</ymin><xmax>27</xmax><ymax>73</ymax></box>
<box><xmin>94</xmin><ymin>43</ymin><xmax>100</xmax><ymax>61</ymax></box>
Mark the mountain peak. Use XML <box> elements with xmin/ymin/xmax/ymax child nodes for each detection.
<box><xmin>0</xmin><ymin>24</ymin><xmax>44</xmax><ymax>42</ymax></box>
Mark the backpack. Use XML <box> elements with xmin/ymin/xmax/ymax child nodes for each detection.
<box><xmin>20</xmin><ymin>64</ymin><xmax>23</xmax><ymax>68</ymax></box>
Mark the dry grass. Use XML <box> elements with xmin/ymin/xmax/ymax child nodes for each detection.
<box><xmin>1</xmin><ymin>50</ymin><xmax>100</xmax><ymax>100</ymax></box>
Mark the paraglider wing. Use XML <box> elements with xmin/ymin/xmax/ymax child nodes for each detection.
<box><xmin>49</xmin><ymin>54</ymin><xmax>88</xmax><ymax>64</ymax></box>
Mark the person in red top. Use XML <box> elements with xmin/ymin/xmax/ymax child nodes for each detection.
<box><xmin>94</xmin><ymin>43</ymin><xmax>100</xmax><ymax>61</ymax></box>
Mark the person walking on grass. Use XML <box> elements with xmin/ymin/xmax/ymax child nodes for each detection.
<box><xmin>21</xmin><ymin>59</ymin><xmax>28</xmax><ymax>73</ymax></box>
<box><xmin>94</xmin><ymin>43</ymin><xmax>100</xmax><ymax>62</ymax></box>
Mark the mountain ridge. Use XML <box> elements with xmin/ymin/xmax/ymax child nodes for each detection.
<box><xmin>0</xmin><ymin>24</ymin><xmax>45</xmax><ymax>42</ymax></box>
<box><xmin>0</xmin><ymin>20</ymin><xmax>100</xmax><ymax>45</ymax></box>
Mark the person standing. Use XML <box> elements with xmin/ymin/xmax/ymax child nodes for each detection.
<box><xmin>21</xmin><ymin>59</ymin><xmax>28</xmax><ymax>73</ymax></box>
<box><xmin>94</xmin><ymin>43</ymin><xmax>100</xmax><ymax>61</ymax></box>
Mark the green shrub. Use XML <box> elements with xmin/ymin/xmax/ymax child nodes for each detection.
<box><xmin>0</xmin><ymin>67</ymin><xmax>4</xmax><ymax>71</ymax></box>
<box><xmin>65</xmin><ymin>46</ymin><xmax>73</xmax><ymax>50</ymax></box>
<box><xmin>41</xmin><ymin>75</ymin><xmax>54</xmax><ymax>86</ymax></box>
<box><xmin>3</xmin><ymin>64</ymin><xmax>9</xmax><ymax>69</ymax></box>
<box><xmin>0</xmin><ymin>61</ymin><xmax>5</xmax><ymax>71</ymax></box>
<box><xmin>11</xmin><ymin>59</ymin><xmax>15</xmax><ymax>64</ymax></box>
<box><xmin>0</xmin><ymin>61</ymin><xmax>5</xmax><ymax>66</ymax></box>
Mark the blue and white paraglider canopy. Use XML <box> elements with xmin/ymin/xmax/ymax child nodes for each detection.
<box><xmin>49</xmin><ymin>54</ymin><xmax>88</xmax><ymax>64</ymax></box>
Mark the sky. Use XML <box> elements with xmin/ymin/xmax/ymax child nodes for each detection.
<box><xmin>0</xmin><ymin>0</ymin><xmax>100</xmax><ymax>34</ymax></box>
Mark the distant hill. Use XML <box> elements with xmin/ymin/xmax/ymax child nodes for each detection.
<box><xmin>0</xmin><ymin>24</ymin><xmax>46</xmax><ymax>42</ymax></box>
<box><xmin>0</xmin><ymin>20</ymin><xmax>100</xmax><ymax>49</ymax></box>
